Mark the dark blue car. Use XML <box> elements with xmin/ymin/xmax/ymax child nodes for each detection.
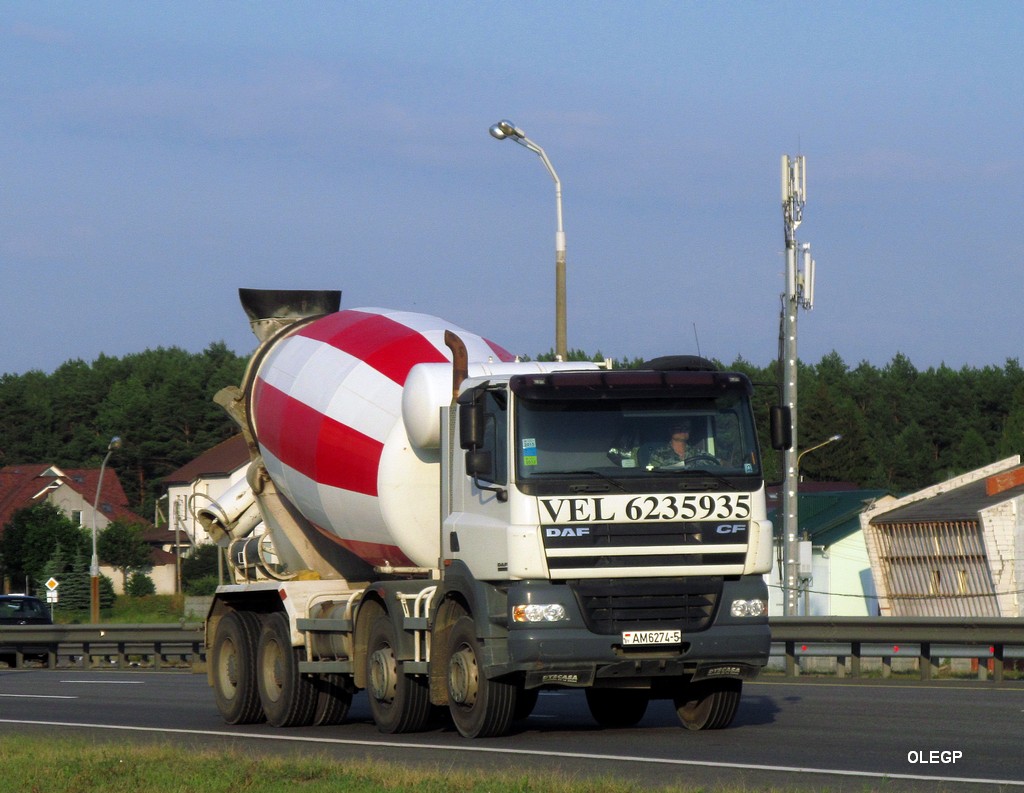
<box><xmin>0</xmin><ymin>594</ymin><xmax>53</xmax><ymax>667</ymax></box>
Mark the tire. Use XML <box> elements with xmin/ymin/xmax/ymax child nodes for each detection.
<box><xmin>447</xmin><ymin>616</ymin><xmax>518</xmax><ymax>738</ymax></box>
<box><xmin>585</xmin><ymin>688</ymin><xmax>650</xmax><ymax>728</ymax></box>
<box><xmin>313</xmin><ymin>673</ymin><xmax>354</xmax><ymax>726</ymax></box>
<box><xmin>256</xmin><ymin>611</ymin><xmax>318</xmax><ymax>727</ymax></box>
<box><xmin>674</xmin><ymin>678</ymin><xmax>742</xmax><ymax>731</ymax></box>
<box><xmin>365</xmin><ymin>615</ymin><xmax>432</xmax><ymax>733</ymax></box>
<box><xmin>211</xmin><ymin>610</ymin><xmax>266</xmax><ymax>725</ymax></box>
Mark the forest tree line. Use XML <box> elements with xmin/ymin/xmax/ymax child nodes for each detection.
<box><xmin>0</xmin><ymin>344</ymin><xmax>248</xmax><ymax>520</ymax></box>
<box><xmin>3</xmin><ymin>345</ymin><xmax>1024</xmax><ymax>521</ymax></box>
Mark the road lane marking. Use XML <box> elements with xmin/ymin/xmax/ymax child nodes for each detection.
<box><xmin>0</xmin><ymin>694</ymin><xmax>76</xmax><ymax>700</ymax></box>
<box><xmin>0</xmin><ymin>718</ymin><xmax>1021</xmax><ymax>788</ymax></box>
<box><xmin>59</xmin><ymin>680</ymin><xmax>144</xmax><ymax>684</ymax></box>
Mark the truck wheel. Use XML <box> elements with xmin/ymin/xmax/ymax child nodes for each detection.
<box><xmin>674</xmin><ymin>678</ymin><xmax>742</xmax><ymax>730</ymax></box>
<box><xmin>313</xmin><ymin>673</ymin><xmax>354</xmax><ymax>726</ymax></box>
<box><xmin>256</xmin><ymin>611</ymin><xmax>318</xmax><ymax>727</ymax></box>
<box><xmin>366</xmin><ymin>615</ymin><xmax>431</xmax><ymax>733</ymax></box>
<box><xmin>211</xmin><ymin>610</ymin><xmax>265</xmax><ymax>725</ymax></box>
<box><xmin>447</xmin><ymin>616</ymin><xmax>518</xmax><ymax>738</ymax></box>
<box><xmin>585</xmin><ymin>688</ymin><xmax>650</xmax><ymax>728</ymax></box>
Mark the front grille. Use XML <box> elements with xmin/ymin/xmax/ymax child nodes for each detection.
<box><xmin>571</xmin><ymin>577</ymin><xmax>722</xmax><ymax>634</ymax></box>
<box><xmin>542</xmin><ymin>520</ymin><xmax>747</xmax><ymax>572</ymax></box>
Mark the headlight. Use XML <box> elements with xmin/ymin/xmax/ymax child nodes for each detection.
<box><xmin>730</xmin><ymin>599</ymin><xmax>767</xmax><ymax>618</ymax></box>
<box><xmin>512</xmin><ymin>603</ymin><xmax>568</xmax><ymax>623</ymax></box>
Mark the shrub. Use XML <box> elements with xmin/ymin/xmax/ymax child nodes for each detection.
<box><xmin>184</xmin><ymin>574</ymin><xmax>220</xmax><ymax>596</ymax></box>
<box><xmin>126</xmin><ymin>572</ymin><xmax>156</xmax><ymax>597</ymax></box>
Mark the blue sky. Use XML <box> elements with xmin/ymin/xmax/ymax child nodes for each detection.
<box><xmin>2</xmin><ymin>2</ymin><xmax>1022</xmax><ymax>376</ymax></box>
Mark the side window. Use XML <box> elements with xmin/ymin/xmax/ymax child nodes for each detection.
<box><xmin>482</xmin><ymin>391</ymin><xmax>508</xmax><ymax>485</ymax></box>
<box><xmin>24</xmin><ymin>599</ymin><xmax>45</xmax><ymax>618</ymax></box>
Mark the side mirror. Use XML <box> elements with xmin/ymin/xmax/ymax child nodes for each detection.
<box><xmin>770</xmin><ymin>405</ymin><xmax>793</xmax><ymax>450</ymax></box>
<box><xmin>460</xmin><ymin>400</ymin><xmax>485</xmax><ymax>450</ymax></box>
<box><xmin>465</xmin><ymin>449</ymin><xmax>493</xmax><ymax>478</ymax></box>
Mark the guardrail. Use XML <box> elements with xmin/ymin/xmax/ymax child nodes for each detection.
<box><xmin>0</xmin><ymin>623</ymin><xmax>205</xmax><ymax>670</ymax></box>
<box><xmin>4</xmin><ymin>618</ymin><xmax>1024</xmax><ymax>682</ymax></box>
<box><xmin>770</xmin><ymin>617</ymin><xmax>1024</xmax><ymax>683</ymax></box>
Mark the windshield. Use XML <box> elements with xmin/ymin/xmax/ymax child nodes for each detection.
<box><xmin>514</xmin><ymin>390</ymin><xmax>762</xmax><ymax>492</ymax></box>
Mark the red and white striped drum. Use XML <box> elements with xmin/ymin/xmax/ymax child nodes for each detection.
<box><xmin>249</xmin><ymin>308</ymin><xmax>513</xmax><ymax>569</ymax></box>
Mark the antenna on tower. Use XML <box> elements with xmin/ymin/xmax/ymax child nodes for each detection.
<box><xmin>778</xmin><ymin>152</ymin><xmax>820</xmax><ymax>617</ymax></box>
<box><xmin>800</xmin><ymin>242</ymin><xmax>816</xmax><ymax>310</ymax></box>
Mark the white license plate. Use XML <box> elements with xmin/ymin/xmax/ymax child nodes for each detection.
<box><xmin>621</xmin><ymin>629</ymin><xmax>681</xmax><ymax>646</ymax></box>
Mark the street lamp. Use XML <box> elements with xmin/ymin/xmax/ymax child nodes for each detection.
<box><xmin>91</xmin><ymin>435</ymin><xmax>121</xmax><ymax>624</ymax></box>
<box><xmin>797</xmin><ymin>434</ymin><xmax>842</xmax><ymax>480</ymax></box>
<box><xmin>489</xmin><ymin>119</ymin><xmax>567</xmax><ymax>360</ymax></box>
<box><xmin>790</xmin><ymin>433</ymin><xmax>841</xmax><ymax>616</ymax></box>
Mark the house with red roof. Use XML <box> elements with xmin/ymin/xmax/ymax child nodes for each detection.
<box><xmin>163</xmin><ymin>434</ymin><xmax>250</xmax><ymax>549</ymax></box>
<box><xmin>0</xmin><ymin>462</ymin><xmax>155</xmax><ymax>593</ymax></box>
<box><xmin>0</xmin><ymin>463</ymin><xmax>136</xmax><ymax>535</ymax></box>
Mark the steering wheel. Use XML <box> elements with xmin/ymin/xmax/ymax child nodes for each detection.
<box><xmin>657</xmin><ymin>452</ymin><xmax>722</xmax><ymax>470</ymax></box>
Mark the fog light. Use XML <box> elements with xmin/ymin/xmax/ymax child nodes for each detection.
<box><xmin>730</xmin><ymin>599</ymin><xmax>767</xmax><ymax>618</ymax></box>
<box><xmin>513</xmin><ymin>603</ymin><xmax>568</xmax><ymax>623</ymax></box>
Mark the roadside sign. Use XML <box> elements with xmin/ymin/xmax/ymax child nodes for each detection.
<box><xmin>46</xmin><ymin>590</ymin><xmax>58</xmax><ymax>603</ymax></box>
<box><xmin>46</xmin><ymin>577</ymin><xmax>59</xmax><ymax>591</ymax></box>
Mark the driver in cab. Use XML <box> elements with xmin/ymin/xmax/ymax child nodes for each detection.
<box><xmin>647</xmin><ymin>424</ymin><xmax>704</xmax><ymax>469</ymax></box>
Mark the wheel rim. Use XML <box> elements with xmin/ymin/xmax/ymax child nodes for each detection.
<box><xmin>448</xmin><ymin>644</ymin><xmax>479</xmax><ymax>706</ymax></box>
<box><xmin>260</xmin><ymin>638</ymin><xmax>285</xmax><ymax>704</ymax></box>
<box><xmin>369</xmin><ymin>645</ymin><xmax>398</xmax><ymax>704</ymax></box>
<box><xmin>217</xmin><ymin>637</ymin><xmax>238</xmax><ymax>699</ymax></box>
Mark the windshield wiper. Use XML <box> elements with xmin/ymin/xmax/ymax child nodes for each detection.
<box><xmin>667</xmin><ymin>468</ymin><xmax>737</xmax><ymax>490</ymax></box>
<box><xmin>528</xmin><ymin>469</ymin><xmax>627</xmax><ymax>492</ymax></box>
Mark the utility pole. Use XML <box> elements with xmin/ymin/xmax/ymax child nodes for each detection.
<box><xmin>780</xmin><ymin>155</ymin><xmax>815</xmax><ymax>616</ymax></box>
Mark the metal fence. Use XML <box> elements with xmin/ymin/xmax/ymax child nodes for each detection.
<box><xmin>770</xmin><ymin>617</ymin><xmax>1024</xmax><ymax>683</ymax></box>
<box><xmin>4</xmin><ymin>618</ymin><xmax>1024</xmax><ymax>682</ymax></box>
<box><xmin>0</xmin><ymin>623</ymin><xmax>205</xmax><ymax>670</ymax></box>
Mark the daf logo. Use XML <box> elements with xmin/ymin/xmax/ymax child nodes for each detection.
<box><xmin>716</xmin><ymin>523</ymin><xmax>747</xmax><ymax>534</ymax></box>
<box><xmin>545</xmin><ymin>527</ymin><xmax>591</xmax><ymax>538</ymax></box>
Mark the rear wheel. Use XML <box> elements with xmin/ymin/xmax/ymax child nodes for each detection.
<box><xmin>674</xmin><ymin>678</ymin><xmax>742</xmax><ymax>730</ymax></box>
<box><xmin>256</xmin><ymin>611</ymin><xmax>318</xmax><ymax>727</ymax></box>
<box><xmin>447</xmin><ymin>616</ymin><xmax>518</xmax><ymax>738</ymax></box>
<box><xmin>211</xmin><ymin>610</ymin><xmax>265</xmax><ymax>725</ymax></box>
<box><xmin>585</xmin><ymin>688</ymin><xmax>650</xmax><ymax>728</ymax></box>
<box><xmin>365</xmin><ymin>615</ymin><xmax>432</xmax><ymax>733</ymax></box>
<box><xmin>313</xmin><ymin>673</ymin><xmax>354</xmax><ymax>726</ymax></box>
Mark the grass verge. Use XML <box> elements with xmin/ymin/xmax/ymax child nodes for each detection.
<box><xmin>0</xmin><ymin>735</ymin><xmax>770</xmax><ymax>793</ymax></box>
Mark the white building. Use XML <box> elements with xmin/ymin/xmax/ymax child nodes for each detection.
<box><xmin>862</xmin><ymin>456</ymin><xmax>1024</xmax><ymax>617</ymax></box>
<box><xmin>163</xmin><ymin>434</ymin><xmax>250</xmax><ymax>549</ymax></box>
<box><xmin>767</xmin><ymin>486</ymin><xmax>888</xmax><ymax>616</ymax></box>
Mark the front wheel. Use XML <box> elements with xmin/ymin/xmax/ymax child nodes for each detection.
<box><xmin>674</xmin><ymin>678</ymin><xmax>742</xmax><ymax>730</ymax></box>
<box><xmin>447</xmin><ymin>616</ymin><xmax>518</xmax><ymax>738</ymax></box>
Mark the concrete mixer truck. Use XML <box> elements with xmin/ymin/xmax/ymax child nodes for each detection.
<box><xmin>203</xmin><ymin>288</ymin><xmax>789</xmax><ymax>738</ymax></box>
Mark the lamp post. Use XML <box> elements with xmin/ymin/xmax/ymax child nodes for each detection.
<box><xmin>91</xmin><ymin>435</ymin><xmax>121</xmax><ymax>624</ymax></box>
<box><xmin>489</xmin><ymin>119</ymin><xmax>567</xmax><ymax>360</ymax></box>
<box><xmin>797</xmin><ymin>434</ymin><xmax>842</xmax><ymax>481</ymax></box>
<box><xmin>791</xmin><ymin>433</ymin><xmax>841</xmax><ymax>615</ymax></box>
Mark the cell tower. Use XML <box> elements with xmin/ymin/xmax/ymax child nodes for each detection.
<box><xmin>780</xmin><ymin>154</ymin><xmax>816</xmax><ymax>616</ymax></box>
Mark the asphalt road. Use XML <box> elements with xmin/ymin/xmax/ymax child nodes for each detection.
<box><xmin>1</xmin><ymin>668</ymin><xmax>1022</xmax><ymax>792</ymax></box>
